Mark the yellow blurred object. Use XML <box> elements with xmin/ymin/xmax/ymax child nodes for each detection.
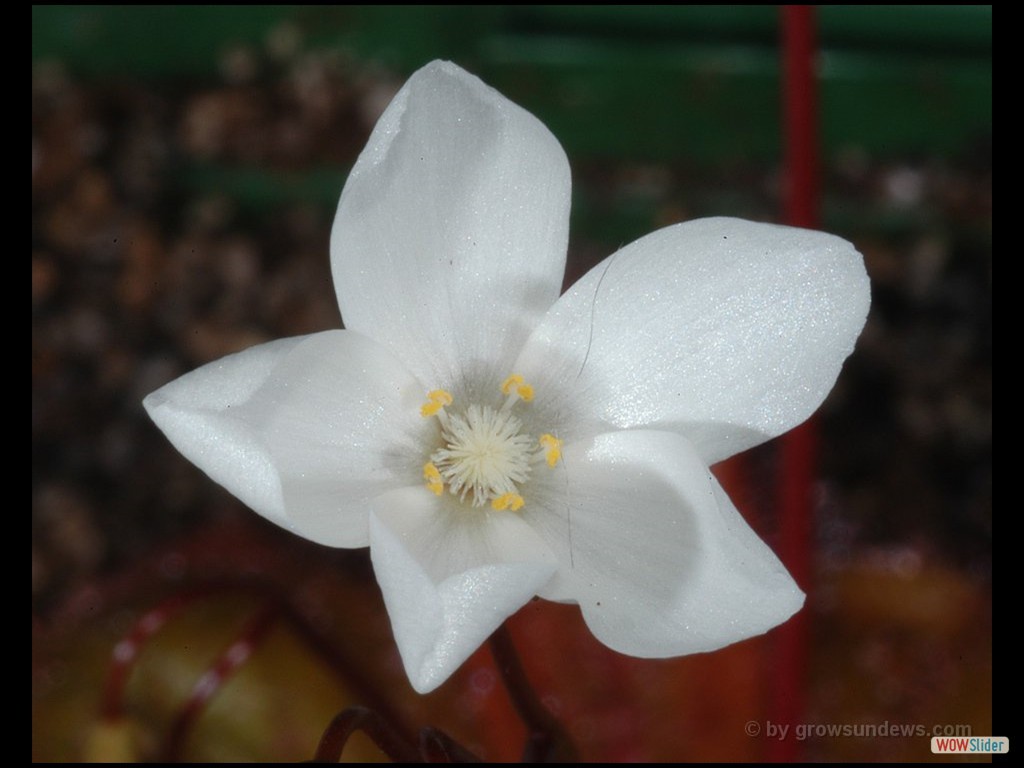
<box><xmin>35</xmin><ymin>590</ymin><xmax>392</xmax><ymax>762</ymax></box>
<box><xmin>83</xmin><ymin>719</ymin><xmax>136</xmax><ymax>763</ymax></box>
<box><xmin>809</xmin><ymin>553</ymin><xmax>992</xmax><ymax>762</ymax></box>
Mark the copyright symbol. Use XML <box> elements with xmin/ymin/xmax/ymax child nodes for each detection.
<box><xmin>745</xmin><ymin>720</ymin><xmax>761</xmax><ymax>737</ymax></box>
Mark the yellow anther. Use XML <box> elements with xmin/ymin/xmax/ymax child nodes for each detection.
<box><xmin>420</xmin><ymin>389</ymin><xmax>453</xmax><ymax>418</ymax></box>
<box><xmin>500</xmin><ymin>374</ymin><xmax>524</xmax><ymax>396</ymax></box>
<box><xmin>539</xmin><ymin>434</ymin><xmax>563</xmax><ymax>467</ymax></box>
<box><xmin>501</xmin><ymin>374</ymin><xmax>534</xmax><ymax>402</ymax></box>
<box><xmin>423</xmin><ymin>462</ymin><xmax>443</xmax><ymax>495</ymax></box>
<box><xmin>491</xmin><ymin>492</ymin><xmax>525</xmax><ymax>512</ymax></box>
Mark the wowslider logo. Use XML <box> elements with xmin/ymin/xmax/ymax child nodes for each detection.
<box><xmin>931</xmin><ymin>737</ymin><xmax>1008</xmax><ymax>754</ymax></box>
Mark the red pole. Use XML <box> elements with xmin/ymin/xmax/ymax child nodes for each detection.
<box><xmin>782</xmin><ymin>5</ymin><xmax>820</xmax><ymax>230</ymax></box>
<box><xmin>770</xmin><ymin>5</ymin><xmax>818</xmax><ymax>762</ymax></box>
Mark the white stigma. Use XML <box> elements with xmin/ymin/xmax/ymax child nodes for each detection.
<box><xmin>431</xmin><ymin>404</ymin><xmax>534</xmax><ymax>506</ymax></box>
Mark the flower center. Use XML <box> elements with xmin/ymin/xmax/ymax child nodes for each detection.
<box><xmin>420</xmin><ymin>374</ymin><xmax>562</xmax><ymax>510</ymax></box>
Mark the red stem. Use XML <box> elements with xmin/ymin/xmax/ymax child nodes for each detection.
<box><xmin>488</xmin><ymin>623</ymin><xmax>576</xmax><ymax>762</ymax></box>
<box><xmin>771</xmin><ymin>5</ymin><xmax>818</xmax><ymax>762</ymax></box>
<box><xmin>311</xmin><ymin>706</ymin><xmax>421</xmax><ymax>763</ymax></box>
<box><xmin>160</xmin><ymin>602</ymin><xmax>281</xmax><ymax>761</ymax></box>
<box><xmin>419</xmin><ymin>727</ymin><xmax>484</xmax><ymax>763</ymax></box>
<box><xmin>99</xmin><ymin>578</ymin><xmax>418</xmax><ymax>752</ymax></box>
<box><xmin>98</xmin><ymin>590</ymin><xmax>201</xmax><ymax>721</ymax></box>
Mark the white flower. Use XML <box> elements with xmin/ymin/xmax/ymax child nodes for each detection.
<box><xmin>144</xmin><ymin>60</ymin><xmax>870</xmax><ymax>694</ymax></box>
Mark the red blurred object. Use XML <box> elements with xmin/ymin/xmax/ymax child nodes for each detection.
<box><xmin>771</xmin><ymin>5</ymin><xmax>820</xmax><ymax>762</ymax></box>
<box><xmin>161</xmin><ymin>603</ymin><xmax>281</xmax><ymax>760</ymax></box>
<box><xmin>781</xmin><ymin>5</ymin><xmax>821</xmax><ymax>231</ymax></box>
<box><xmin>99</xmin><ymin>592</ymin><xmax>198</xmax><ymax>722</ymax></box>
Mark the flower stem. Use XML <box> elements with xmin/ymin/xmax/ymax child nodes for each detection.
<box><xmin>310</xmin><ymin>706</ymin><xmax>421</xmax><ymax>763</ymax></box>
<box><xmin>488</xmin><ymin>623</ymin><xmax>576</xmax><ymax>762</ymax></box>
<box><xmin>418</xmin><ymin>727</ymin><xmax>483</xmax><ymax>763</ymax></box>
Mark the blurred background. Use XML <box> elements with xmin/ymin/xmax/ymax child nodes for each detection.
<box><xmin>32</xmin><ymin>6</ymin><xmax>991</xmax><ymax>762</ymax></box>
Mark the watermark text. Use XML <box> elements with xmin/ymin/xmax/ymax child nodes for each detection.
<box><xmin>745</xmin><ymin>720</ymin><xmax>973</xmax><ymax>741</ymax></box>
<box><xmin>931</xmin><ymin>736</ymin><xmax>1007</xmax><ymax>754</ymax></box>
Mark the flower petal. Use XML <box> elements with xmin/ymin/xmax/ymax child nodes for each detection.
<box><xmin>516</xmin><ymin>217</ymin><xmax>870</xmax><ymax>463</ymax></box>
<box><xmin>143</xmin><ymin>335</ymin><xmax>311</xmax><ymax>527</ymax></box>
<box><xmin>332</xmin><ymin>60</ymin><xmax>571</xmax><ymax>394</ymax></box>
<box><xmin>369</xmin><ymin>489</ymin><xmax>557</xmax><ymax>693</ymax></box>
<box><xmin>144</xmin><ymin>331</ymin><xmax>430</xmax><ymax>548</ymax></box>
<box><xmin>523</xmin><ymin>430</ymin><xmax>804</xmax><ymax>657</ymax></box>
